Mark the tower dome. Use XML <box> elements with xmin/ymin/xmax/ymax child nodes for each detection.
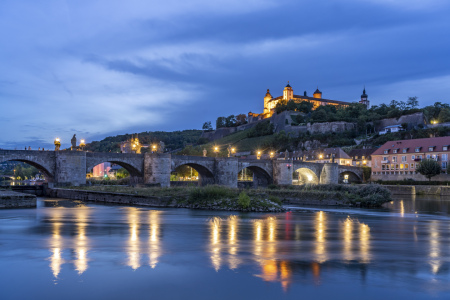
<box><xmin>313</xmin><ymin>87</ymin><xmax>322</xmax><ymax>99</ymax></box>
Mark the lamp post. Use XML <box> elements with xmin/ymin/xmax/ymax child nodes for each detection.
<box><xmin>152</xmin><ymin>144</ymin><xmax>157</xmax><ymax>153</ymax></box>
<box><xmin>270</xmin><ymin>152</ymin><xmax>274</xmax><ymax>159</ymax></box>
<box><xmin>54</xmin><ymin>138</ymin><xmax>61</xmax><ymax>151</ymax></box>
<box><xmin>231</xmin><ymin>147</ymin><xmax>235</xmax><ymax>156</ymax></box>
<box><xmin>214</xmin><ymin>146</ymin><xmax>219</xmax><ymax>157</ymax></box>
<box><xmin>257</xmin><ymin>151</ymin><xmax>261</xmax><ymax>160</ymax></box>
<box><xmin>79</xmin><ymin>139</ymin><xmax>86</xmax><ymax>151</ymax></box>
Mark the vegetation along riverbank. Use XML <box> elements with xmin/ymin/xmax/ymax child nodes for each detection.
<box><xmin>59</xmin><ymin>184</ymin><xmax>391</xmax><ymax>211</ymax></box>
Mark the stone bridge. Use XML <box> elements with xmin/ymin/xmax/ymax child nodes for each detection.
<box><xmin>0</xmin><ymin>150</ymin><xmax>364</xmax><ymax>187</ymax></box>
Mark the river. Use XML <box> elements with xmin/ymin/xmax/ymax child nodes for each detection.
<box><xmin>1</xmin><ymin>195</ymin><xmax>449</xmax><ymax>299</ymax></box>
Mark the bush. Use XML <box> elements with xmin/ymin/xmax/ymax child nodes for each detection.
<box><xmin>238</xmin><ymin>191</ymin><xmax>251</xmax><ymax>209</ymax></box>
<box><xmin>268</xmin><ymin>195</ymin><xmax>281</xmax><ymax>205</ymax></box>
<box><xmin>188</xmin><ymin>185</ymin><xmax>235</xmax><ymax>203</ymax></box>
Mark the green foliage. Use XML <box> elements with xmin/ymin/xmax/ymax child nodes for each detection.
<box><xmin>85</xmin><ymin>130</ymin><xmax>202</xmax><ymax>153</ymax></box>
<box><xmin>268</xmin><ymin>195</ymin><xmax>281</xmax><ymax>205</ymax></box>
<box><xmin>416</xmin><ymin>159</ymin><xmax>442</xmax><ymax>180</ymax></box>
<box><xmin>247</xmin><ymin>121</ymin><xmax>274</xmax><ymax>138</ymax></box>
<box><xmin>362</xmin><ymin>166</ymin><xmax>371</xmax><ymax>182</ymax></box>
<box><xmin>115</xmin><ymin>168</ymin><xmax>129</xmax><ymax>179</ymax></box>
<box><xmin>188</xmin><ymin>185</ymin><xmax>235</xmax><ymax>204</ymax></box>
<box><xmin>238</xmin><ymin>191</ymin><xmax>251</xmax><ymax>209</ymax></box>
<box><xmin>202</xmin><ymin>121</ymin><xmax>213</xmax><ymax>131</ymax></box>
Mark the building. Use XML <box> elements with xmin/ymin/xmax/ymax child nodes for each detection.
<box><xmin>379</xmin><ymin>125</ymin><xmax>404</xmax><ymax>135</ymax></box>
<box><xmin>371</xmin><ymin>137</ymin><xmax>450</xmax><ymax>181</ymax></box>
<box><xmin>348</xmin><ymin>148</ymin><xmax>375</xmax><ymax>167</ymax></box>
<box><xmin>92</xmin><ymin>162</ymin><xmax>111</xmax><ymax>178</ymax></box>
<box><xmin>249</xmin><ymin>83</ymin><xmax>369</xmax><ymax>119</ymax></box>
<box><xmin>293</xmin><ymin>148</ymin><xmax>352</xmax><ymax>166</ymax></box>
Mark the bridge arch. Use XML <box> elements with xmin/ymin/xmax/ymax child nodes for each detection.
<box><xmin>0</xmin><ymin>156</ymin><xmax>55</xmax><ymax>182</ymax></box>
<box><xmin>86</xmin><ymin>160</ymin><xmax>142</xmax><ymax>177</ymax></box>
<box><xmin>172</xmin><ymin>163</ymin><xmax>215</xmax><ymax>186</ymax></box>
<box><xmin>339</xmin><ymin>170</ymin><xmax>362</xmax><ymax>184</ymax></box>
<box><xmin>238</xmin><ymin>165</ymin><xmax>272</xmax><ymax>188</ymax></box>
<box><xmin>293</xmin><ymin>167</ymin><xmax>319</xmax><ymax>185</ymax></box>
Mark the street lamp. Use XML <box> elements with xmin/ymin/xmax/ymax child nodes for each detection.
<box><xmin>257</xmin><ymin>151</ymin><xmax>261</xmax><ymax>160</ymax></box>
<box><xmin>79</xmin><ymin>139</ymin><xmax>86</xmax><ymax>151</ymax></box>
<box><xmin>214</xmin><ymin>146</ymin><xmax>219</xmax><ymax>157</ymax></box>
<box><xmin>54</xmin><ymin>138</ymin><xmax>61</xmax><ymax>151</ymax></box>
<box><xmin>270</xmin><ymin>152</ymin><xmax>274</xmax><ymax>159</ymax></box>
<box><xmin>152</xmin><ymin>144</ymin><xmax>157</xmax><ymax>153</ymax></box>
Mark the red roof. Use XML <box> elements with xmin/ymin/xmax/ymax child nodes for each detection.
<box><xmin>372</xmin><ymin>136</ymin><xmax>450</xmax><ymax>155</ymax></box>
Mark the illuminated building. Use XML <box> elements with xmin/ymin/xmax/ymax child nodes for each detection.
<box><xmin>249</xmin><ymin>83</ymin><xmax>369</xmax><ymax>119</ymax></box>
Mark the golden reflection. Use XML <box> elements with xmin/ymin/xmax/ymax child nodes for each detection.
<box><xmin>315</xmin><ymin>211</ymin><xmax>327</xmax><ymax>263</ymax></box>
<box><xmin>127</xmin><ymin>208</ymin><xmax>141</xmax><ymax>270</ymax></box>
<box><xmin>228</xmin><ymin>215</ymin><xmax>240</xmax><ymax>269</ymax></box>
<box><xmin>253</xmin><ymin>220</ymin><xmax>263</xmax><ymax>260</ymax></box>
<box><xmin>429</xmin><ymin>221</ymin><xmax>441</xmax><ymax>274</ymax></box>
<box><xmin>148</xmin><ymin>210</ymin><xmax>161</xmax><ymax>269</ymax></box>
<box><xmin>400</xmin><ymin>200</ymin><xmax>405</xmax><ymax>217</ymax></box>
<box><xmin>359</xmin><ymin>222</ymin><xmax>371</xmax><ymax>263</ymax></box>
<box><xmin>210</xmin><ymin>217</ymin><xmax>222</xmax><ymax>271</ymax></box>
<box><xmin>50</xmin><ymin>209</ymin><xmax>64</xmax><ymax>279</ymax></box>
<box><xmin>343</xmin><ymin>216</ymin><xmax>353</xmax><ymax>261</ymax></box>
<box><xmin>74</xmin><ymin>208</ymin><xmax>90</xmax><ymax>275</ymax></box>
<box><xmin>280</xmin><ymin>261</ymin><xmax>292</xmax><ymax>291</ymax></box>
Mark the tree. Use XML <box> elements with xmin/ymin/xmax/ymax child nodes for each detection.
<box><xmin>438</xmin><ymin>108</ymin><xmax>450</xmax><ymax>123</ymax></box>
<box><xmin>216</xmin><ymin>117</ymin><xmax>225</xmax><ymax>129</ymax></box>
<box><xmin>202</xmin><ymin>121</ymin><xmax>213</xmax><ymax>131</ymax></box>
<box><xmin>225</xmin><ymin>115</ymin><xmax>236</xmax><ymax>127</ymax></box>
<box><xmin>416</xmin><ymin>159</ymin><xmax>441</xmax><ymax>181</ymax></box>
<box><xmin>235</xmin><ymin>114</ymin><xmax>247</xmax><ymax>125</ymax></box>
<box><xmin>406</xmin><ymin>96</ymin><xmax>419</xmax><ymax>109</ymax></box>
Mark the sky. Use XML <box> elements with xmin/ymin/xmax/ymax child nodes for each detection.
<box><xmin>1</xmin><ymin>0</ymin><xmax>450</xmax><ymax>149</ymax></box>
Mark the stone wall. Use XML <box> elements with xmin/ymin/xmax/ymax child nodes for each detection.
<box><xmin>0</xmin><ymin>190</ymin><xmax>36</xmax><ymax>208</ymax></box>
<box><xmin>307</xmin><ymin>121</ymin><xmax>355</xmax><ymax>134</ymax></box>
<box><xmin>47</xmin><ymin>188</ymin><xmax>178</xmax><ymax>207</ymax></box>
<box><xmin>375</xmin><ymin>112</ymin><xmax>426</xmax><ymax>131</ymax></box>
<box><xmin>382</xmin><ymin>185</ymin><xmax>450</xmax><ymax>195</ymax></box>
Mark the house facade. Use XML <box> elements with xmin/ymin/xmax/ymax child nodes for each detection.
<box><xmin>348</xmin><ymin>148</ymin><xmax>375</xmax><ymax>167</ymax></box>
<box><xmin>371</xmin><ymin>137</ymin><xmax>450</xmax><ymax>181</ymax></box>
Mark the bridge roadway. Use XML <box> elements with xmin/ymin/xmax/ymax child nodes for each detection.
<box><xmin>0</xmin><ymin>150</ymin><xmax>363</xmax><ymax>187</ymax></box>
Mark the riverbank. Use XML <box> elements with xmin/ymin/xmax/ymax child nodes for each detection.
<box><xmin>0</xmin><ymin>189</ymin><xmax>37</xmax><ymax>208</ymax></box>
<box><xmin>383</xmin><ymin>185</ymin><xmax>450</xmax><ymax>196</ymax></box>
<box><xmin>50</xmin><ymin>184</ymin><xmax>391</xmax><ymax>211</ymax></box>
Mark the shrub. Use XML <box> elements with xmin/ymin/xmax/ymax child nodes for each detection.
<box><xmin>238</xmin><ymin>191</ymin><xmax>251</xmax><ymax>209</ymax></box>
<box><xmin>268</xmin><ymin>195</ymin><xmax>281</xmax><ymax>205</ymax></box>
<box><xmin>188</xmin><ymin>185</ymin><xmax>235</xmax><ymax>203</ymax></box>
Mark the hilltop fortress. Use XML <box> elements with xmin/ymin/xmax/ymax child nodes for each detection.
<box><xmin>248</xmin><ymin>82</ymin><xmax>370</xmax><ymax>120</ymax></box>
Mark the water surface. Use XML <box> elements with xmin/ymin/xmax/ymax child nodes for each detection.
<box><xmin>1</xmin><ymin>195</ymin><xmax>450</xmax><ymax>299</ymax></box>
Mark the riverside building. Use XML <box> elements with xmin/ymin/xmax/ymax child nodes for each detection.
<box><xmin>371</xmin><ymin>136</ymin><xmax>450</xmax><ymax>181</ymax></box>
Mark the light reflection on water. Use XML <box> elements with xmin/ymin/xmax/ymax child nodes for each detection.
<box><xmin>1</xmin><ymin>195</ymin><xmax>450</xmax><ymax>299</ymax></box>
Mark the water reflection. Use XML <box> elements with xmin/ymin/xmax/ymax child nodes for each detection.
<box><xmin>342</xmin><ymin>216</ymin><xmax>353</xmax><ymax>261</ymax></box>
<box><xmin>315</xmin><ymin>211</ymin><xmax>327</xmax><ymax>263</ymax></box>
<box><xmin>148</xmin><ymin>210</ymin><xmax>161</xmax><ymax>268</ymax></box>
<box><xmin>228</xmin><ymin>215</ymin><xmax>240</xmax><ymax>269</ymax></box>
<box><xmin>74</xmin><ymin>208</ymin><xmax>90</xmax><ymax>274</ymax></box>
<box><xmin>429</xmin><ymin>220</ymin><xmax>441</xmax><ymax>274</ymax></box>
<box><xmin>127</xmin><ymin>208</ymin><xmax>141</xmax><ymax>270</ymax></box>
<box><xmin>359</xmin><ymin>222</ymin><xmax>370</xmax><ymax>263</ymax></box>
<box><xmin>210</xmin><ymin>217</ymin><xmax>222</xmax><ymax>271</ymax></box>
<box><xmin>49</xmin><ymin>209</ymin><xmax>64</xmax><ymax>279</ymax></box>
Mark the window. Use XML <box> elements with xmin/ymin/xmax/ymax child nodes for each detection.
<box><xmin>382</xmin><ymin>165</ymin><xmax>385</xmax><ymax>170</ymax></box>
<box><xmin>415</xmin><ymin>147</ymin><xmax>421</xmax><ymax>152</ymax></box>
<box><xmin>384</xmin><ymin>150</ymin><xmax>389</xmax><ymax>154</ymax></box>
<box><xmin>442</xmin><ymin>162</ymin><xmax>448</xmax><ymax>169</ymax></box>
<box><xmin>403</xmin><ymin>149</ymin><xmax>407</xmax><ymax>153</ymax></box>
<box><xmin>429</xmin><ymin>146</ymin><xmax>434</xmax><ymax>152</ymax></box>
<box><xmin>443</xmin><ymin>154</ymin><xmax>448</xmax><ymax>161</ymax></box>
<box><xmin>427</xmin><ymin>154</ymin><xmax>431</xmax><ymax>159</ymax></box>
<box><xmin>400</xmin><ymin>164</ymin><xmax>404</xmax><ymax>169</ymax></box>
<box><xmin>355</xmin><ymin>156</ymin><xmax>358</xmax><ymax>159</ymax></box>
<box><xmin>362</xmin><ymin>156</ymin><xmax>365</xmax><ymax>159</ymax></box>
<box><xmin>392</xmin><ymin>157</ymin><xmax>397</xmax><ymax>162</ymax></box>
<box><xmin>401</xmin><ymin>156</ymin><xmax>407</xmax><ymax>162</ymax></box>
<box><xmin>410</xmin><ymin>163</ymin><xmax>414</xmax><ymax>169</ymax></box>
<box><xmin>393</xmin><ymin>149</ymin><xmax>398</xmax><ymax>154</ymax></box>
<box><xmin>415</xmin><ymin>163</ymin><xmax>418</xmax><ymax>168</ymax></box>
<box><xmin>396</xmin><ymin>164</ymin><xmax>399</xmax><ymax>169</ymax></box>
<box><xmin>411</xmin><ymin>155</ymin><xmax>415</xmax><ymax>160</ymax></box>
<box><xmin>444</xmin><ymin>146</ymin><xmax>448</xmax><ymax>151</ymax></box>
<box><xmin>418</xmin><ymin>155</ymin><xmax>422</xmax><ymax>160</ymax></box>
<box><xmin>383</xmin><ymin>156</ymin><xmax>388</xmax><ymax>161</ymax></box>
<box><xmin>405</xmin><ymin>164</ymin><xmax>408</xmax><ymax>170</ymax></box>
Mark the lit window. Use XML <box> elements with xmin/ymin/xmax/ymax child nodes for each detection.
<box><xmin>415</xmin><ymin>147</ymin><xmax>421</xmax><ymax>152</ymax></box>
<box><xmin>444</xmin><ymin>146</ymin><xmax>448</xmax><ymax>151</ymax></box>
<box><xmin>428</xmin><ymin>146</ymin><xmax>434</xmax><ymax>152</ymax></box>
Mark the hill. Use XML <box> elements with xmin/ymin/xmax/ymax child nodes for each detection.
<box><xmin>85</xmin><ymin>130</ymin><xmax>202</xmax><ymax>153</ymax></box>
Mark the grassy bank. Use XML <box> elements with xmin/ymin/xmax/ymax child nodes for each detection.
<box><xmin>68</xmin><ymin>184</ymin><xmax>391</xmax><ymax>209</ymax></box>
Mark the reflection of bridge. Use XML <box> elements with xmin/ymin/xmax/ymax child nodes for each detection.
<box><xmin>0</xmin><ymin>150</ymin><xmax>362</xmax><ymax>187</ymax></box>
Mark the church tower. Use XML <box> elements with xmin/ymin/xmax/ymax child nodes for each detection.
<box><xmin>263</xmin><ymin>89</ymin><xmax>273</xmax><ymax>115</ymax></box>
<box><xmin>360</xmin><ymin>88</ymin><xmax>370</xmax><ymax>108</ymax></box>
<box><xmin>283</xmin><ymin>82</ymin><xmax>294</xmax><ymax>101</ymax></box>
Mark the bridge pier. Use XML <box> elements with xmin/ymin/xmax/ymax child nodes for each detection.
<box><xmin>273</xmin><ymin>160</ymin><xmax>293</xmax><ymax>185</ymax></box>
<box><xmin>54</xmin><ymin>152</ymin><xmax>87</xmax><ymax>186</ymax></box>
<box><xmin>144</xmin><ymin>153</ymin><xmax>171</xmax><ymax>187</ymax></box>
<box><xmin>319</xmin><ymin>163</ymin><xmax>339</xmax><ymax>184</ymax></box>
<box><xmin>214</xmin><ymin>158</ymin><xmax>238</xmax><ymax>188</ymax></box>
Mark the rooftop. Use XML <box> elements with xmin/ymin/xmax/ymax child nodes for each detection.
<box><xmin>372</xmin><ymin>136</ymin><xmax>450</xmax><ymax>156</ymax></box>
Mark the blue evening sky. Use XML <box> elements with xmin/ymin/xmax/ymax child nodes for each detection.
<box><xmin>1</xmin><ymin>0</ymin><xmax>450</xmax><ymax>149</ymax></box>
